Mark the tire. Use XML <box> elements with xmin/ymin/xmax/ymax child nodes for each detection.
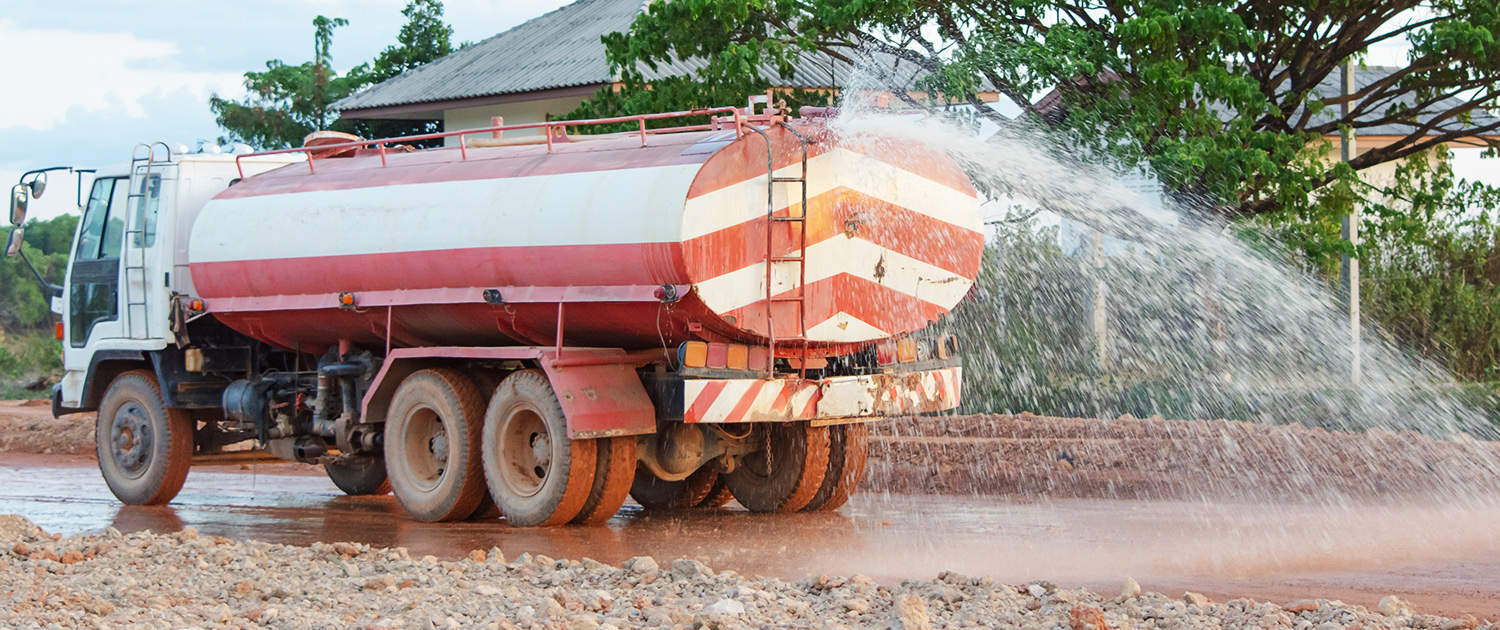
<box><xmin>630</xmin><ymin>464</ymin><xmax>718</xmax><ymax>511</ymax></box>
<box><xmin>323</xmin><ymin>455</ymin><xmax>391</xmax><ymax>496</ymax></box>
<box><xmin>724</xmin><ymin>422</ymin><xmax>829</xmax><ymax>513</ymax></box>
<box><xmin>572</xmin><ymin>436</ymin><xmax>638</xmax><ymax>525</ymax></box>
<box><xmin>482</xmin><ymin>370</ymin><xmax>597</xmax><ymax>527</ymax></box>
<box><xmin>696</xmin><ymin>473</ymin><xmax>734</xmax><ymax>509</ymax></box>
<box><xmin>469</xmin><ymin>493</ymin><xmax>502</xmax><ymax>521</ymax></box>
<box><xmin>801</xmin><ymin>423</ymin><xmax>870</xmax><ymax>512</ymax></box>
<box><xmin>383</xmin><ymin>369</ymin><xmax>487</xmax><ymax>522</ymax></box>
<box><xmin>95</xmin><ymin>370</ymin><xmax>194</xmax><ymax>505</ymax></box>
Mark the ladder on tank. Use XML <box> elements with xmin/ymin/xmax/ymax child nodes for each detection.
<box><xmin>749</xmin><ymin>122</ymin><xmax>812</xmax><ymax>377</ymax></box>
<box><xmin>122</xmin><ymin>142</ymin><xmax>171</xmax><ymax>341</ymax></box>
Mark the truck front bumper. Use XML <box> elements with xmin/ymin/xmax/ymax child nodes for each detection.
<box><xmin>682</xmin><ymin>365</ymin><xmax>961</xmax><ymax>424</ymax></box>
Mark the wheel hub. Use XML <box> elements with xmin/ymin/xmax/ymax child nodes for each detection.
<box><xmin>110</xmin><ymin>402</ymin><xmax>153</xmax><ymax>475</ymax></box>
<box><xmin>401</xmin><ymin>407</ymin><xmax>450</xmax><ymax>491</ymax></box>
<box><xmin>499</xmin><ymin>407</ymin><xmax>551</xmax><ymax>497</ymax></box>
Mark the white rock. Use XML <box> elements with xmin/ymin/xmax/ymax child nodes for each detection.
<box><xmin>705</xmin><ymin>598</ymin><xmax>746</xmax><ymax>615</ymax></box>
<box><xmin>1120</xmin><ymin>577</ymin><xmax>1141</xmax><ymax>599</ymax></box>
<box><xmin>1377</xmin><ymin>595</ymin><xmax>1409</xmax><ymax>617</ymax></box>
<box><xmin>1026</xmin><ymin>584</ymin><xmax>1047</xmax><ymax>598</ymax></box>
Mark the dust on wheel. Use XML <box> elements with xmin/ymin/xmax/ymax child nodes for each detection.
<box><xmin>696</xmin><ymin>472</ymin><xmax>734</xmax><ymax>509</ymax></box>
<box><xmin>383</xmin><ymin>369</ymin><xmax>487</xmax><ymax>522</ymax></box>
<box><xmin>629</xmin><ymin>464</ymin><xmax>719</xmax><ymax>511</ymax></box>
<box><xmin>724</xmin><ymin>422</ymin><xmax>830</xmax><ymax>513</ymax></box>
<box><xmin>95</xmin><ymin>370</ymin><xmax>194</xmax><ymax>505</ymax></box>
<box><xmin>323</xmin><ymin>455</ymin><xmax>391</xmax><ymax>496</ymax></box>
<box><xmin>481</xmin><ymin>370</ymin><xmax>597</xmax><ymax>527</ymax></box>
<box><xmin>572</xmin><ymin>436</ymin><xmax>638</xmax><ymax>525</ymax></box>
<box><xmin>801</xmin><ymin>422</ymin><xmax>870</xmax><ymax>512</ymax></box>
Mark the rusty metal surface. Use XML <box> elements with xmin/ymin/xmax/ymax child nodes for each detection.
<box><xmin>541</xmin><ymin>351</ymin><xmax>657</xmax><ymax>438</ymax></box>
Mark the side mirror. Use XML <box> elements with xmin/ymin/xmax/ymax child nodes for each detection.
<box><xmin>4</xmin><ymin>226</ymin><xmax>23</xmax><ymax>257</ymax></box>
<box><xmin>9</xmin><ymin>185</ymin><xmax>26</xmax><ymax>226</ymax></box>
<box><xmin>28</xmin><ymin>172</ymin><xmax>46</xmax><ymax>199</ymax></box>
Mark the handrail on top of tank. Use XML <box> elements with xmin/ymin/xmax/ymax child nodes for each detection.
<box><xmin>233</xmin><ymin>106</ymin><xmax>751</xmax><ymax>179</ymax></box>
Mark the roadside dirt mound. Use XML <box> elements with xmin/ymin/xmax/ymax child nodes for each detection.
<box><xmin>0</xmin><ymin>400</ymin><xmax>92</xmax><ymax>456</ymax></box>
<box><xmin>8</xmin><ymin>401</ymin><xmax>1500</xmax><ymax>502</ymax></box>
<box><xmin>864</xmin><ymin>413</ymin><xmax>1500</xmax><ymax>501</ymax></box>
<box><xmin>1</xmin><ymin>517</ymin><xmax>1484</xmax><ymax>628</ymax></box>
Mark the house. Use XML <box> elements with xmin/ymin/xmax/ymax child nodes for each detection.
<box><xmin>334</xmin><ymin>0</ymin><xmax>1000</xmax><ymax>142</ymax></box>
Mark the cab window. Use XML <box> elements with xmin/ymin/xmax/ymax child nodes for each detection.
<box><xmin>69</xmin><ymin>177</ymin><xmax>128</xmax><ymax>346</ymax></box>
<box><xmin>131</xmin><ymin>174</ymin><xmax>160</xmax><ymax>248</ymax></box>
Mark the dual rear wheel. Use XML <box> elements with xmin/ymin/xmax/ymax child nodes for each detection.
<box><xmin>382</xmin><ymin>368</ymin><xmax>636</xmax><ymax>525</ymax></box>
<box><xmin>629</xmin><ymin>422</ymin><xmax>870</xmax><ymax>514</ymax></box>
<box><xmin>382</xmin><ymin>368</ymin><xmax>869</xmax><ymax>524</ymax></box>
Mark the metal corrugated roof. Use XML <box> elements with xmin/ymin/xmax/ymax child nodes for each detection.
<box><xmin>334</xmin><ymin>0</ymin><xmax>963</xmax><ymax>114</ymax></box>
<box><xmin>1302</xmin><ymin>66</ymin><xmax>1500</xmax><ymax>137</ymax></box>
<box><xmin>336</xmin><ymin>0</ymin><xmax>643</xmax><ymax>112</ymax></box>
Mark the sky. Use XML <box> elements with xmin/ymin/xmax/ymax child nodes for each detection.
<box><xmin>0</xmin><ymin>0</ymin><xmax>573</xmax><ymax>220</ymax></box>
<box><xmin>1</xmin><ymin>1</ymin><xmax>1494</xmax><ymax>221</ymax></box>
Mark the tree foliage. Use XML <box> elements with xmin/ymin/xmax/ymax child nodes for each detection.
<box><xmin>1</xmin><ymin>215</ymin><xmax>76</xmax><ymax>330</ymax></box>
<box><xmin>210</xmin><ymin>0</ymin><xmax>457</xmax><ymax>149</ymax></box>
<box><xmin>588</xmin><ymin>0</ymin><xmax>1500</xmax><ymax>233</ymax></box>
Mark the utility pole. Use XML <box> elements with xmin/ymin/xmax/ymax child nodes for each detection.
<box><xmin>1091</xmin><ymin>230</ymin><xmax>1110</xmax><ymax>369</ymax></box>
<box><xmin>1339</xmin><ymin>60</ymin><xmax>1361</xmax><ymax>387</ymax></box>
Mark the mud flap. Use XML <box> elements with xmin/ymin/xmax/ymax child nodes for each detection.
<box><xmin>542</xmin><ymin>360</ymin><xmax>657</xmax><ymax>439</ymax></box>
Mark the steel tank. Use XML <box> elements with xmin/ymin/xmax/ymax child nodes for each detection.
<box><xmin>187</xmin><ymin>120</ymin><xmax>984</xmax><ymax>355</ymax></box>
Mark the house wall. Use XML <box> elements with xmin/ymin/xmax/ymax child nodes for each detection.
<box><xmin>441</xmin><ymin>94</ymin><xmax>594</xmax><ymax>145</ymax></box>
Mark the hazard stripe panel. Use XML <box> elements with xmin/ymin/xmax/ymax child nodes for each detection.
<box><xmin>682</xmin><ymin>366</ymin><xmax>962</xmax><ymax>423</ymax></box>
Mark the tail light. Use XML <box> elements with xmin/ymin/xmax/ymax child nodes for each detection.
<box><xmin>679</xmin><ymin>341</ymin><xmax>708</xmax><ymax>368</ymax></box>
<box><xmin>54</xmin><ymin>322</ymin><xmax>64</xmax><ymax>340</ymax></box>
<box><xmin>895</xmin><ymin>338</ymin><xmax>918</xmax><ymax>363</ymax></box>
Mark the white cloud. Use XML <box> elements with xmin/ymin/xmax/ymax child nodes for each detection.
<box><xmin>0</xmin><ymin>19</ymin><xmax>244</xmax><ymax>132</ymax></box>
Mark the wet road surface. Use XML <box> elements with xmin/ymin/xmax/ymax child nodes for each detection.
<box><xmin>3</xmin><ymin>453</ymin><xmax>1498</xmax><ymax>620</ymax></box>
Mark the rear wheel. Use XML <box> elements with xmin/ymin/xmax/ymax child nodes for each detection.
<box><xmin>95</xmin><ymin>370</ymin><xmax>194</xmax><ymax>505</ymax></box>
<box><xmin>630</xmin><ymin>464</ymin><xmax>719</xmax><ymax>511</ymax></box>
<box><xmin>482</xmin><ymin>370</ymin><xmax>597</xmax><ymax>527</ymax></box>
<box><xmin>383</xmin><ymin>369</ymin><xmax>487</xmax><ymax>522</ymax></box>
<box><xmin>724</xmin><ymin>422</ymin><xmax>829</xmax><ymax>513</ymax></box>
<box><xmin>696</xmin><ymin>474</ymin><xmax>734</xmax><ymax>509</ymax></box>
<box><xmin>323</xmin><ymin>455</ymin><xmax>390</xmax><ymax>496</ymax></box>
<box><xmin>801</xmin><ymin>423</ymin><xmax>870</xmax><ymax>512</ymax></box>
<box><xmin>572</xmin><ymin>436</ymin><xmax>638</xmax><ymax>525</ymax></box>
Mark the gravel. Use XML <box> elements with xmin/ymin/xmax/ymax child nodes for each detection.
<box><xmin>2</xmin><ymin>515</ymin><xmax>1490</xmax><ymax>629</ymax></box>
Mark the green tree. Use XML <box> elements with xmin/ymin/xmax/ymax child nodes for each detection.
<box><xmin>360</xmin><ymin>0</ymin><xmax>455</xmax><ymax>85</ymax></box>
<box><xmin>210</xmin><ymin>15</ymin><xmax>361</xmax><ymax>149</ymax></box>
<box><xmin>586</xmin><ymin>1</ymin><xmax>1500</xmax><ymax>245</ymax></box>
<box><xmin>1</xmin><ymin>214</ymin><xmax>76</xmax><ymax>329</ymax></box>
<box><xmin>342</xmin><ymin>0</ymin><xmax>458</xmax><ymax>142</ymax></box>
<box><xmin>210</xmin><ymin>1</ymin><xmax>459</xmax><ymax>149</ymax></box>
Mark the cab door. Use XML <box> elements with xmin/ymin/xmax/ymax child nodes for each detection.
<box><xmin>64</xmin><ymin>176</ymin><xmax>129</xmax><ymax>350</ymax></box>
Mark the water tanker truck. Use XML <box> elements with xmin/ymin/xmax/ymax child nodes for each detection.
<box><xmin>5</xmin><ymin>103</ymin><xmax>982</xmax><ymax>525</ymax></box>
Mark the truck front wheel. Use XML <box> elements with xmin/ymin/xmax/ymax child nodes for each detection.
<box><xmin>481</xmin><ymin>370</ymin><xmax>597</xmax><ymax>527</ymax></box>
<box><xmin>95</xmin><ymin>370</ymin><xmax>194</xmax><ymax>505</ymax></box>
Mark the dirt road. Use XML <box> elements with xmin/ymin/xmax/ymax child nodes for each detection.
<box><xmin>4</xmin><ymin>453</ymin><xmax>1498</xmax><ymax>621</ymax></box>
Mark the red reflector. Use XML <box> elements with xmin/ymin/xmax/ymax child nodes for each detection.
<box><xmin>747</xmin><ymin>346</ymin><xmax>770</xmax><ymax>371</ymax></box>
<box><xmin>875</xmin><ymin>340</ymin><xmax>896</xmax><ymax>365</ymax></box>
<box><xmin>54</xmin><ymin>322</ymin><xmax>64</xmax><ymax>340</ymax></box>
<box><xmin>705</xmin><ymin>342</ymin><xmax>729</xmax><ymax>369</ymax></box>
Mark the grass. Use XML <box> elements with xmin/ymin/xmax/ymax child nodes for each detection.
<box><xmin>0</xmin><ymin>326</ymin><xmax>62</xmax><ymax>400</ymax></box>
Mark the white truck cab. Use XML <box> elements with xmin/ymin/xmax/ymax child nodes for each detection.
<box><xmin>6</xmin><ymin>148</ymin><xmax>303</xmax><ymax>412</ymax></box>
